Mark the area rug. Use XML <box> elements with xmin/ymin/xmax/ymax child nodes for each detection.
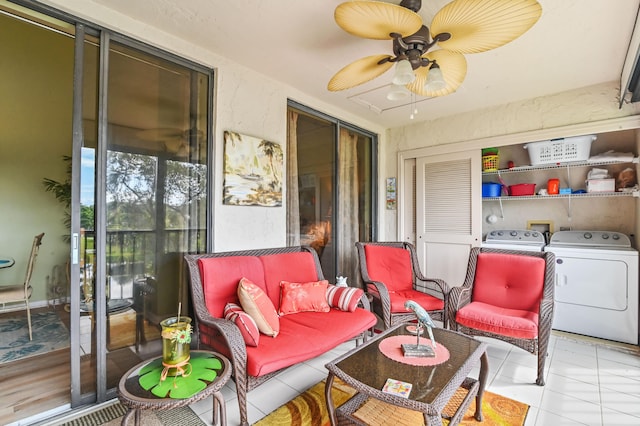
<box><xmin>0</xmin><ymin>310</ymin><xmax>70</xmax><ymax>364</ymax></box>
<box><xmin>253</xmin><ymin>380</ymin><xmax>528</xmax><ymax>426</ymax></box>
<box><xmin>61</xmin><ymin>402</ymin><xmax>205</xmax><ymax>426</ymax></box>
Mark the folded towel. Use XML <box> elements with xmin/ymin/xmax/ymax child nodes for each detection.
<box><xmin>587</xmin><ymin>168</ymin><xmax>610</xmax><ymax>179</ymax></box>
<box><xmin>587</xmin><ymin>150</ymin><xmax>635</xmax><ymax>162</ymax></box>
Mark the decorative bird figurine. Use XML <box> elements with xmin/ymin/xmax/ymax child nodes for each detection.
<box><xmin>405</xmin><ymin>300</ymin><xmax>437</xmax><ymax>349</ymax></box>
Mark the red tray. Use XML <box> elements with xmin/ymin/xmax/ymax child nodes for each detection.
<box><xmin>509</xmin><ymin>183</ymin><xmax>536</xmax><ymax>196</ymax></box>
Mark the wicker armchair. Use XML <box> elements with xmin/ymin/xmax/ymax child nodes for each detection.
<box><xmin>355</xmin><ymin>241</ymin><xmax>449</xmax><ymax>330</ymax></box>
<box><xmin>448</xmin><ymin>247</ymin><xmax>555</xmax><ymax>386</ymax></box>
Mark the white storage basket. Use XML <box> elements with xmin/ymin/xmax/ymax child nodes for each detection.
<box><xmin>524</xmin><ymin>135</ymin><xmax>596</xmax><ymax>165</ymax></box>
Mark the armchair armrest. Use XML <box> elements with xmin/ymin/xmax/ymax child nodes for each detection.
<box><xmin>413</xmin><ymin>275</ymin><xmax>450</xmax><ymax>297</ymax></box>
<box><xmin>365</xmin><ymin>279</ymin><xmax>391</xmax><ymax>303</ymax></box>
<box><xmin>357</xmin><ymin>291</ymin><xmax>371</xmax><ymax>311</ymax></box>
<box><xmin>538</xmin><ymin>297</ymin><xmax>554</xmax><ymax>324</ymax></box>
<box><xmin>448</xmin><ymin>285</ymin><xmax>472</xmax><ymax>310</ymax></box>
<box><xmin>447</xmin><ymin>285</ymin><xmax>472</xmax><ymax>331</ymax></box>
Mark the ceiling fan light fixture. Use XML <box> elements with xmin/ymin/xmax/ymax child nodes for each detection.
<box><xmin>424</xmin><ymin>63</ymin><xmax>446</xmax><ymax>92</ymax></box>
<box><xmin>392</xmin><ymin>59</ymin><xmax>415</xmax><ymax>85</ymax></box>
<box><xmin>387</xmin><ymin>83</ymin><xmax>411</xmax><ymax>101</ymax></box>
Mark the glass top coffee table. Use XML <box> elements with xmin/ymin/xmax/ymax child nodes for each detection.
<box><xmin>325</xmin><ymin>324</ymin><xmax>489</xmax><ymax>426</ymax></box>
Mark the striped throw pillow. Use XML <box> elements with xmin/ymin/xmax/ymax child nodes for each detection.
<box><xmin>224</xmin><ymin>302</ymin><xmax>260</xmax><ymax>346</ymax></box>
<box><xmin>326</xmin><ymin>285</ymin><xmax>364</xmax><ymax>312</ymax></box>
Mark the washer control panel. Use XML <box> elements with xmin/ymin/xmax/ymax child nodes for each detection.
<box><xmin>486</xmin><ymin>229</ymin><xmax>544</xmax><ymax>244</ymax></box>
<box><xmin>548</xmin><ymin>231</ymin><xmax>631</xmax><ymax>247</ymax></box>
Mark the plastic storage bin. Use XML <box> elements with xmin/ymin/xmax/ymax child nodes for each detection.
<box><xmin>509</xmin><ymin>183</ymin><xmax>536</xmax><ymax>196</ymax></box>
<box><xmin>524</xmin><ymin>135</ymin><xmax>596</xmax><ymax>165</ymax></box>
<box><xmin>482</xmin><ymin>182</ymin><xmax>502</xmax><ymax>197</ymax></box>
<box><xmin>482</xmin><ymin>148</ymin><xmax>499</xmax><ymax>171</ymax></box>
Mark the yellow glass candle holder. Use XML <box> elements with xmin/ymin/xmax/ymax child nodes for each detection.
<box><xmin>160</xmin><ymin>316</ymin><xmax>192</xmax><ymax>378</ymax></box>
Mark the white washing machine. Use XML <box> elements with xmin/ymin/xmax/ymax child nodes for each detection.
<box><xmin>482</xmin><ymin>229</ymin><xmax>546</xmax><ymax>252</ymax></box>
<box><xmin>544</xmin><ymin>231</ymin><xmax>639</xmax><ymax>345</ymax></box>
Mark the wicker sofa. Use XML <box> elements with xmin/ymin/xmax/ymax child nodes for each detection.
<box><xmin>185</xmin><ymin>246</ymin><xmax>377</xmax><ymax>426</ymax></box>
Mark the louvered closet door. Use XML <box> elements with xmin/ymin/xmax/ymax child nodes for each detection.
<box><xmin>416</xmin><ymin>150</ymin><xmax>482</xmax><ymax>287</ymax></box>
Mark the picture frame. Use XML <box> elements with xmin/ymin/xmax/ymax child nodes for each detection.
<box><xmin>223</xmin><ymin>131</ymin><xmax>283</xmax><ymax>206</ymax></box>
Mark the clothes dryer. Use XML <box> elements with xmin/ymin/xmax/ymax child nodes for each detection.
<box><xmin>544</xmin><ymin>231</ymin><xmax>639</xmax><ymax>345</ymax></box>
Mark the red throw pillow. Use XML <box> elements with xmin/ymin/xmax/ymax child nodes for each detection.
<box><xmin>224</xmin><ymin>303</ymin><xmax>260</xmax><ymax>347</ymax></box>
<box><xmin>279</xmin><ymin>280</ymin><xmax>330</xmax><ymax>315</ymax></box>
<box><xmin>326</xmin><ymin>285</ymin><xmax>364</xmax><ymax>312</ymax></box>
<box><xmin>238</xmin><ymin>277</ymin><xmax>280</xmax><ymax>337</ymax></box>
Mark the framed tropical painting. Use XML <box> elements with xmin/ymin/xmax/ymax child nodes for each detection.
<box><xmin>223</xmin><ymin>131</ymin><xmax>283</xmax><ymax>206</ymax></box>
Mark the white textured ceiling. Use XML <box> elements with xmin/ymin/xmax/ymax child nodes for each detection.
<box><xmin>86</xmin><ymin>0</ymin><xmax>640</xmax><ymax>129</ymax></box>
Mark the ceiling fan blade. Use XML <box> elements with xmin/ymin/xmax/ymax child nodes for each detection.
<box><xmin>335</xmin><ymin>1</ymin><xmax>423</xmax><ymax>40</ymax></box>
<box><xmin>407</xmin><ymin>50</ymin><xmax>467</xmax><ymax>97</ymax></box>
<box><xmin>430</xmin><ymin>0</ymin><xmax>542</xmax><ymax>54</ymax></box>
<box><xmin>328</xmin><ymin>55</ymin><xmax>394</xmax><ymax>91</ymax></box>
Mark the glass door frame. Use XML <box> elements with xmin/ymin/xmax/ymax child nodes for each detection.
<box><xmin>287</xmin><ymin>99</ymin><xmax>379</xmax><ymax>271</ymax></box>
<box><xmin>59</xmin><ymin>10</ymin><xmax>216</xmax><ymax>407</ymax></box>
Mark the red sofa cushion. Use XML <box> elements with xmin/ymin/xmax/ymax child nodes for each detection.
<box><xmin>260</xmin><ymin>252</ymin><xmax>320</xmax><ymax>307</ymax></box>
<box><xmin>244</xmin><ymin>309</ymin><xmax>377</xmax><ymax>377</ymax></box>
<box><xmin>198</xmin><ymin>256</ymin><xmax>265</xmax><ymax>318</ymax></box>
<box><xmin>472</xmin><ymin>252</ymin><xmax>545</xmax><ymax>313</ymax></box>
<box><xmin>363</xmin><ymin>245</ymin><xmax>413</xmax><ymax>292</ymax></box>
<box><xmin>455</xmin><ymin>301</ymin><xmax>539</xmax><ymax>339</ymax></box>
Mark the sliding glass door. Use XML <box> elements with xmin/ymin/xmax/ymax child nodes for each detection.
<box><xmin>0</xmin><ymin>0</ymin><xmax>212</xmax><ymax>418</ymax></box>
<box><xmin>74</xmin><ymin>34</ymin><xmax>211</xmax><ymax>403</ymax></box>
<box><xmin>287</xmin><ymin>103</ymin><xmax>376</xmax><ymax>285</ymax></box>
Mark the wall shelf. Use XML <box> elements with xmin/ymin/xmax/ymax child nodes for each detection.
<box><xmin>481</xmin><ymin>156</ymin><xmax>639</xmax><ymax>220</ymax></box>
<box><xmin>482</xmin><ymin>158</ymin><xmax>639</xmax><ymax>176</ymax></box>
<box><xmin>483</xmin><ymin>191</ymin><xmax>639</xmax><ymax>201</ymax></box>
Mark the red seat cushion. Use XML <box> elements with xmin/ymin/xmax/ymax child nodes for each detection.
<box><xmin>455</xmin><ymin>301</ymin><xmax>539</xmax><ymax>339</ymax></box>
<box><xmin>472</xmin><ymin>252</ymin><xmax>545</xmax><ymax>313</ymax></box>
<box><xmin>244</xmin><ymin>309</ymin><xmax>377</xmax><ymax>377</ymax></box>
<box><xmin>368</xmin><ymin>286</ymin><xmax>444</xmax><ymax>313</ymax></box>
<box><xmin>363</xmin><ymin>245</ymin><xmax>413</xmax><ymax>292</ymax></box>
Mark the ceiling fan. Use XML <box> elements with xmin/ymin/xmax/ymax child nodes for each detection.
<box><xmin>327</xmin><ymin>0</ymin><xmax>542</xmax><ymax>100</ymax></box>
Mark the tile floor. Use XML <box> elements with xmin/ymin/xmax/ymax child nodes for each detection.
<box><xmin>189</xmin><ymin>330</ymin><xmax>640</xmax><ymax>426</ymax></box>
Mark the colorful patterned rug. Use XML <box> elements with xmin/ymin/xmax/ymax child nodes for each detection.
<box><xmin>253</xmin><ymin>379</ymin><xmax>528</xmax><ymax>426</ymax></box>
<box><xmin>0</xmin><ymin>310</ymin><xmax>69</xmax><ymax>364</ymax></box>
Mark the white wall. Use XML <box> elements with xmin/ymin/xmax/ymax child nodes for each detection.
<box><xmin>41</xmin><ymin>0</ymin><xmax>387</xmax><ymax>252</ymax></box>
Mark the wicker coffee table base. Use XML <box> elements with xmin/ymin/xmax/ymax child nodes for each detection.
<box><xmin>331</xmin><ymin>377</ymin><xmax>479</xmax><ymax>426</ymax></box>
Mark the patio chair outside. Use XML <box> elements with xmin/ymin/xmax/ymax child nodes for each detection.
<box><xmin>0</xmin><ymin>232</ymin><xmax>44</xmax><ymax>340</ymax></box>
